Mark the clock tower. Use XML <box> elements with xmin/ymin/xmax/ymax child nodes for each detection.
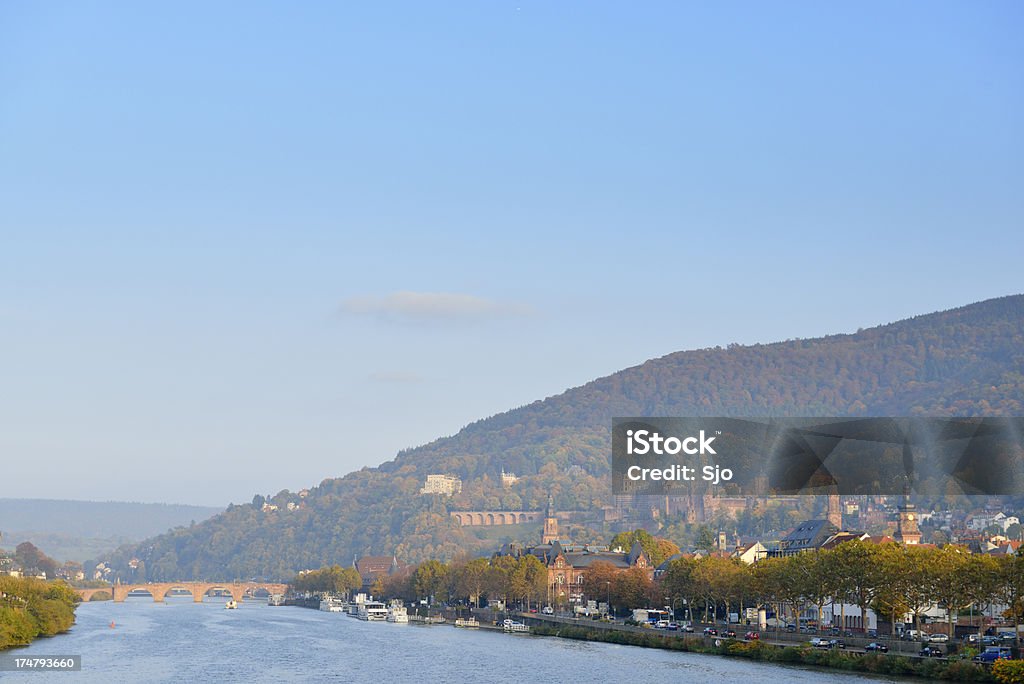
<box><xmin>894</xmin><ymin>483</ymin><xmax>921</xmax><ymax>545</ymax></box>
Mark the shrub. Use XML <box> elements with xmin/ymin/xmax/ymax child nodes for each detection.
<box><xmin>993</xmin><ymin>659</ymin><xmax>1024</xmax><ymax>684</ymax></box>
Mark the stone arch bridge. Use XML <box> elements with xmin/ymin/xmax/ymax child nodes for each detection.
<box><xmin>75</xmin><ymin>581</ymin><xmax>287</xmax><ymax>603</ymax></box>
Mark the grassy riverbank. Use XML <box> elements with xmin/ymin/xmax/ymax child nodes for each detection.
<box><xmin>0</xmin><ymin>577</ymin><xmax>79</xmax><ymax>649</ymax></box>
<box><xmin>529</xmin><ymin>625</ymin><xmax>995</xmax><ymax>682</ymax></box>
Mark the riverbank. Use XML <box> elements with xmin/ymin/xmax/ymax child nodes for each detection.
<box><xmin>0</xmin><ymin>577</ymin><xmax>78</xmax><ymax>649</ymax></box>
<box><xmin>526</xmin><ymin>623</ymin><xmax>994</xmax><ymax>682</ymax></box>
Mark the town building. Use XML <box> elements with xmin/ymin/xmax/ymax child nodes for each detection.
<box><xmin>419</xmin><ymin>474</ymin><xmax>462</xmax><ymax>496</ymax></box>
<box><xmin>354</xmin><ymin>555</ymin><xmax>407</xmax><ymax>593</ymax></box>
<box><xmin>496</xmin><ymin>498</ymin><xmax>652</xmax><ymax>605</ymax></box>
<box><xmin>769</xmin><ymin>519</ymin><xmax>840</xmax><ymax>557</ymax></box>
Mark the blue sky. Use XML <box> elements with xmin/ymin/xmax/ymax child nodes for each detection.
<box><xmin>1</xmin><ymin>2</ymin><xmax>1021</xmax><ymax>506</ymax></box>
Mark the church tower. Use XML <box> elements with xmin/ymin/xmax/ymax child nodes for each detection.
<box><xmin>894</xmin><ymin>441</ymin><xmax>921</xmax><ymax>545</ymax></box>
<box><xmin>894</xmin><ymin>484</ymin><xmax>921</xmax><ymax>545</ymax></box>
<box><xmin>827</xmin><ymin>487</ymin><xmax>842</xmax><ymax>530</ymax></box>
<box><xmin>542</xmin><ymin>494</ymin><xmax>559</xmax><ymax>544</ymax></box>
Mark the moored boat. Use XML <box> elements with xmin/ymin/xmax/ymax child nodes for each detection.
<box><xmin>387</xmin><ymin>601</ymin><xmax>409</xmax><ymax>623</ymax></box>
<box><xmin>502</xmin><ymin>619</ymin><xmax>529</xmax><ymax>633</ymax></box>
<box><xmin>319</xmin><ymin>597</ymin><xmax>344</xmax><ymax>612</ymax></box>
<box><xmin>454</xmin><ymin>617</ymin><xmax>479</xmax><ymax>628</ymax></box>
<box><xmin>358</xmin><ymin>600</ymin><xmax>388</xmax><ymax>621</ymax></box>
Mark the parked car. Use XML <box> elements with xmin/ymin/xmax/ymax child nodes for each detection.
<box><xmin>867</xmin><ymin>629</ymin><xmax>878</xmax><ymax>638</ymax></box>
<box><xmin>810</xmin><ymin>638</ymin><xmax>830</xmax><ymax>648</ymax></box>
<box><xmin>929</xmin><ymin>633</ymin><xmax>949</xmax><ymax>643</ymax></box>
<box><xmin>973</xmin><ymin>647</ymin><xmax>1012</xmax><ymax>663</ymax></box>
<box><xmin>703</xmin><ymin>627</ymin><xmax>718</xmax><ymax>636</ymax></box>
<box><xmin>828</xmin><ymin>639</ymin><xmax>846</xmax><ymax>649</ymax></box>
<box><xmin>865</xmin><ymin>642</ymin><xmax>889</xmax><ymax>653</ymax></box>
<box><xmin>541</xmin><ymin>606</ymin><xmax>554</xmax><ymax>615</ymax></box>
<box><xmin>998</xmin><ymin>633</ymin><xmax>1017</xmax><ymax>643</ymax></box>
<box><xmin>919</xmin><ymin>646</ymin><xmax>943</xmax><ymax>658</ymax></box>
<box><xmin>744</xmin><ymin>631</ymin><xmax>760</xmax><ymax>640</ymax></box>
<box><xmin>963</xmin><ymin>634</ymin><xmax>979</xmax><ymax>644</ymax></box>
<box><xmin>784</xmin><ymin>624</ymin><xmax>797</xmax><ymax>633</ymax></box>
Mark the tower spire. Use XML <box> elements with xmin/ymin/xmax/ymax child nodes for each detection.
<box><xmin>542</xmin><ymin>494</ymin><xmax>559</xmax><ymax>544</ymax></box>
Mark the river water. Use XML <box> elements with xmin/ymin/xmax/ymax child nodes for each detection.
<box><xmin>7</xmin><ymin>598</ymin><xmax>910</xmax><ymax>683</ymax></box>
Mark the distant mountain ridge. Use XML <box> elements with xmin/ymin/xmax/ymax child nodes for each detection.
<box><xmin>0</xmin><ymin>499</ymin><xmax>222</xmax><ymax>562</ymax></box>
<box><xmin>108</xmin><ymin>295</ymin><xmax>1024</xmax><ymax>580</ymax></box>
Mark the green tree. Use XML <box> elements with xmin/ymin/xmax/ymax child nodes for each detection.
<box><xmin>608</xmin><ymin>529</ymin><xmax>679</xmax><ymax>566</ymax></box>
<box><xmin>413</xmin><ymin>560</ymin><xmax>451</xmax><ymax>605</ymax></box>
<box><xmin>454</xmin><ymin>557</ymin><xmax>490</xmax><ymax>607</ymax></box>
<box><xmin>831</xmin><ymin>541</ymin><xmax>882</xmax><ymax>633</ymax></box>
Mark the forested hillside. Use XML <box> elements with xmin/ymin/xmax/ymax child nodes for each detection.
<box><xmin>0</xmin><ymin>499</ymin><xmax>222</xmax><ymax>562</ymax></box>
<box><xmin>108</xmin><ymin>296</ymin><xmax>1024</xmax><ymax>580</ymax></box>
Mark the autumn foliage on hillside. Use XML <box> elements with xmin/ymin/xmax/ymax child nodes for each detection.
<box><xmin>109</xmin><ymin>296</ymin><xmax>1024</xmax><ymax>580</ymax></box>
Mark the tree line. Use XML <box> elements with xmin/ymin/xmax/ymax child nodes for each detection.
<box><xmin>292</xmin><ymin>540</ymin><xmax>1024</xmax><ymax>644</ymax></box>
<box><xmin>0</xmin><ymin>576</ymin><xmax>79</xmax><ymax>650</ymax></box>
<box><xmin>659</xmin><ymin>542</ymin><xmax>1024</xmax><ymax>640</ymax></box>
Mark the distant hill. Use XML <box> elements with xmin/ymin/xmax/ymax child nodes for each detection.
<box><xmin>108</xmin><ymin>295</ymin><xmax>1024</xmax><ymax>580</ymax></box>
<box><xmin>0</xmin><ymin>499</ymin><xmax>222</xmax><ymax>562</ymax></box>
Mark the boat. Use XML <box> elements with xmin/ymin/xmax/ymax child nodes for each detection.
<box><xmin>358</xmin><ymin>600</ymin><xmax>388</xmax><ymax>621</ymax></box>
<box><xmin>347</xmin><ymin>593</ymin><xmax>368</xmax><ymax>616</ymax></box>
<box><xmin>502</xmin><ymin>619</ymin><xmax>529</xmax><ymax>633</ymax></box>
<box><xmin>319</xmin><ymin>597</ymin><xmax>344</xmax><ymax>612</ymax></box>
<box><xmin>454</xmin><ymin>617</ymin><xmax>479</xmax><ymax>628</ymax></box>
<box><xmin>423</xmin><ymin>615</ymin><xmax>446</xmax><ymax>624</ymax></box>
<box><xmin>387</xmin><ymin>601</ymin><xmax>409</xmax><ymax>623</ymax></box>
<box><xmin>267</xmin><ymin>594</ymin><xmax>285</xmax><ymax>606</ymax></box>
<box><xmin>225</xmin><ymin>600</ymin><xmax>237</xmax><ymax>609</ymax></box>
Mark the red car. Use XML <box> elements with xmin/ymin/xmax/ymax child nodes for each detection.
<box><xmin>744</xmin><ymin>631</ymin><xmax>760</xmax><ymax>640</ymax></box>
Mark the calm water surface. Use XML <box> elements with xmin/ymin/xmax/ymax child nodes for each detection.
<box><xmin>8</xmin><ymin>598</ymin><xmax>912</xmax><ymax>683</ymax></box>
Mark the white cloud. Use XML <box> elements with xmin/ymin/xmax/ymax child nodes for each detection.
<box><xmin>339</xmin><ymin>291</ymin><xmax>529</xmax><ymax>322</ymax></box>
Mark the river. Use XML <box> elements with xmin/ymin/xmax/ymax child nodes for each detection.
<box><xmin>6</xmin><ymin>598</ymin><xmax>912</xmax><ymax>682</ymax></box>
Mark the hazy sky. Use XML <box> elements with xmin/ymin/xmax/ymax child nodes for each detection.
<box><xmin>2</xmin><ymin>2</ymin><xmax>1021</xmax><ymax>506</ymax></box>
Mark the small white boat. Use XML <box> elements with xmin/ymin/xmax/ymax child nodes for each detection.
<box><xmin>268</xmin><ymin>594</ymin><xmax>285</xmax><ymax>606</ymax></box>
<box><xmin>225</xmin><ymin>600</ymin><xmax>237</xmax><ymax>609</ymax></box>
<box><xmin>454</xmin><ymin>617</ymin><xmax>479</xmax><ymax>628</ymax></box>
<box><xmin>502</xmin><ymin>619</ymin><xmax>529</xmax><ymax>633</ymax></box>
<box><xmin>423</xmin><ymin>615</ymin><xmax>446</xmax><ymax>624</ymax></box>
<box><xmin>387</xmin><ymin>601</ymin><xmax>409</xmax><ymax>623</ymax></box>
<box><xmin>319</xmin><ymin>598</ymin><xmax>344</xmax><ymax>612</ymax></box>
